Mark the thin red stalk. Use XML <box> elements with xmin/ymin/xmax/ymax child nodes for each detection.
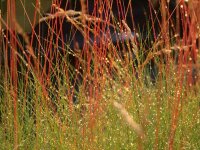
<box><xmin>7</xmin><ymin>0</ymin><xmax>18</xmax><ymax>149</ymax></box>
<box><xmin>168</xmin><ymin>66</ymin><xmax>184</xmax><ymax>149</ymax></box>
<box><xmin>149</xmin><ymin>2</ymin><xmax>157</xmax><ymax>41</ymax></box>
<box><xmin>168</xmin><ymin>13</ymin><xmax>188</xmax><ymax>146</ymax></box>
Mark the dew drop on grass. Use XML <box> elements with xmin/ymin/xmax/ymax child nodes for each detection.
<box><xmin>177</xmin><ymin>90</ymin><xmax>180</xmax><ymax>96</ymax></box>
<box><xmin>180</xmin><ymin>5</ymin><xmax>184</xmax><ymax>9</ymax></box>
<box><xmin>185</xmin><ymin>13</ymin><xmax>188</xmax><ymax>17</ymax></box>
<box><xmin>130</xmin><ymin>142</ymin><xmax>134</xmax><ymax>146</ymax></box>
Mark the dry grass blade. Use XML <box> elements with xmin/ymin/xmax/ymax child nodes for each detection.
<box><xmin>113</xmin><ymin>101</ymin><xmax>145</xmax><ymax>139</ymax></box>
<box><xmin>121</xmin><ymin>20</ymin><xmax>139</xmax><ymax>63</ymax></box>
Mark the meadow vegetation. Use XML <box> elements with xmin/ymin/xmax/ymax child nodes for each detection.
<box><xmin>0</xmin><ymin>0</ymin><xmax>199</xmax><ymax>149</ymax></box>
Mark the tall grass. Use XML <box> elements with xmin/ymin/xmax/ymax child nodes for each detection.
<box><xmin>0</xmin><ymin>0</ymin><xmax>199</xmax><ymax>149</ymax></box>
